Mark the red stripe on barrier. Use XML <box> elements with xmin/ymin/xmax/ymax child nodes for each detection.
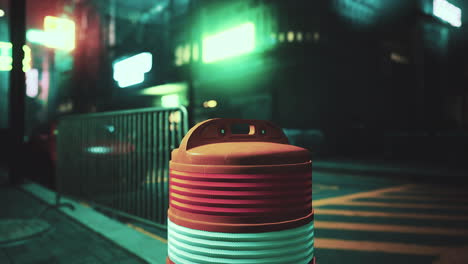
<box><xmin>168</xmin><ymin>209</ymin><xmax>314</xmax><ymax>233</ymax></box>
<box><xmin>170</xmin><ymin>192</ymin><xmax>312</xmax><ymax>207</ymax></box>
<box><xmin>168</xmin><ymin>206</ymin><xmax>311</xmax><ymax>224</ymax></box>
<box><xmin>170</xmin><ymin>199</ymin><xmax>312</xmax><ymax>216</ymax></box>
<box><xmin>170</xmin><ymin>170</ymin><xmax>311</xmax><ymax>181</ymax></box>
<box><xmin>170</xmin><ymin>178</ymin><xmax>312</xmax><ymax>189</ymax></box>
<box><xmin>170</xmin><ymin>184</ymin><xmax>312</xmax><ymax>198</ymax></box>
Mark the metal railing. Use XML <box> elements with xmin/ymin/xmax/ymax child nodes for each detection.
<box><xmin>56</xmin><ymin>106</ymin><xmax>188</xmax><ymax>228</ymax></box>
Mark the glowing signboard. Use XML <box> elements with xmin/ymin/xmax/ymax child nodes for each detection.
<box><xmin>433</xmin><ymin>0</ymin><xmax>462</xmax><ymax>27</ymax></box>
<box><xmin>113</xmin><ymin>52</ymin><xmax>153</xmax><ymax>88</ymax></box>
<box><xmin>26</xmin><ymin>16</ymin><xmax>75</xmax><ymax>51</ymax></box>
<box><xmin>202</xmin><ymin>22</ymin><xmax>255</xmax><ymax>63</ymax></box>
<box><xmin>44</xmin><ymin>16</ymin><xmax>75</xmax><ymax>50</ymax></box>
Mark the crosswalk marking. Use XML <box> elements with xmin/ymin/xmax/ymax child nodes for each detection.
<box><xmin>315</xmin><ymin>208</ymin><xmax>468</xmax><ymax>221</ymax></box>
<box><xmin>372</xmin><ymin>195</ymin><xmax>468</xmax><ymax>202</ymax></box>
<box><xmin>128</xmin><ymin>182</ymin><xmax>468</xmax><ymax>261</ymax></box>
<box><xmin>313</xmin><ymin>183</ymin><xmax>468</xmax><ymax>258</ymax></box>
<box><xmin>314</xmin><ymin>184</ymin><xmax>414</xmax><ymax>207</ymax></box>
<box><xmin>336</xmin><ymin>200</ymin><xmax>468</xmax><ymax>210</ymax></box>
<box><xmin>315</xmin><ymin>221</ymin><xmax>468</xmax><ymax>236</ymax></box>
<box><xmin>315</xmin><ymin>238</ymin><xmax>451</xmax><ymax>256</ymax></box>
<box><xmin>391</xmin><ymin>188</ymin><xmax>468</xmax><ymax>196</ymax></box>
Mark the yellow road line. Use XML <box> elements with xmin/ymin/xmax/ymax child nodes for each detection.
<box><xmin>373</xmin><ymin>195</ymin><xmax>468</xmax><ymax>202</ymax></box>
<box><xmin>314</xmin><ymin>184</ymin><xmax>340</xmax><ymax>190</ymax></box>
<box><xmin>314</xmin><ymin>184</ymin><xmax>414</xmax><ymax>207</ymax></box>
<box><xmin>396</xmin><ymin>189</ymin><xmax>468</xmax><ymax>196</ymax></box>
<box><xmin>315</xmin><ymin>221</ymin><xmax>468</xmax><ymax>236</ymax></box>
<box><xmin>338</xmin><ymin>200</ymin><xmax>468</xmax><ymax>210</ymax></box>
<box><xmin>315</xmin><ymin>238</ymin><xmax>451</xmax><ymax>256</ymax></box>
<box><xmin>127</xmin><ymin>223</ymin><xmax>167</xmax><ymax>243</ymax></box>
<box><xmin>315</xmin><ymin>209</ymin><xmax>468</xmax><ymax>221</ymax></box>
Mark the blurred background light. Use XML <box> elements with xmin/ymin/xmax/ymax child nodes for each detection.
<box><xmin>203</xmin><ymin>100</ymin><xmax>218</xmax><ymax>108</ymax></box>
<box><xmin>43</xmin><ymin>16</ymin><xmax>76</xmax><ymax>51</ymax></box>
<box><xmin>192</xmin><ymin>43</ymin><xmax>199</xmax><ymax>61</ymax></box>
<box><xmin>140</xmin><ymin>82</ymin><xmax>187</xmax><ymax>96</ymax></box>
<box><xmin>113</xmin><ymin>52</ymin><xmax>153</xmax><ymax>88</ymax></box>
<box><xmin>26</xmin><ymin>16</ymin><xmax>75</xmax><ymax>51</ymax></box>
<box><xmin>297</xmin><ymin>32</ymin><xmax>303</xmax><ymax>42</ymax></box>
<box><xmin>22</xmin><ymin>45</ymin><xmax>31</xmax><ymax>72</ymax></box>
<box><xmin>87</xmin><ymin>146</ymin><xmax>112</xmax><ymax>154</ymax></box>
<box><xmin>183</xmin><ymin>44</ymin><xmax>191</xmax><ymax>63</ymax></box>
<box><xmin>161</xmin><ymin>94</ymin><xmax>180</xmax><ymax>107</ymax></box>
<box><xmin>287</xmin><ymin>31</ymin><xmax>294</xmax><ymax>42</ymax></box>
<box><xmin>26</xmin><ymin>69</ymin><xmax>39</xmax><ymax>98</ymax></box>
<box><xmin>0</xmin><ymin>42</ymin><xmax>13</xmax><ymax>71</ymax></box>
<box><xmin>0</xmin><ymin>42</ymin><xmax>32</xmax><ymax>72</ymax></box>
<box><xmin>313</xmin><ymin>32</ymin><xmax>320</xmax><ymax>42</ymax></box>
<box><xmin>0</xmin><ymin>9</ymin><xmax>5</xmax><ymax>17</ymax></box>
<box><xmin>26</xmin><ymin>29</ymin><xmax>47</xmax><ymax>45</ymax></box>
<box><xmin>333</xmin><ymin>0</ymin><xmax>383</xmax><ymax>27</ymax></box>
<box><xmin>278</xmin><ymin>32</ymin><xmax>285</xmax><ymax>42</ymax></box>
<box><xmin>202</xmin><ymin>22</ymin><xmax>256</xmax><ymax>63</ymax></box>
<box><xmin>433</xmin><ymin>0</ymin><xmax>462</xmax><ymax>27</ymax></box>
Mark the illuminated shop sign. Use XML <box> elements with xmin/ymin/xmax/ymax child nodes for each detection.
<box><xmin>202</xmin><ymin>22</ymin><xmax>256</xmax><ymax>63</ymax></box>
<box><xmin>113</xmin><ymin>52</ymin><xmax>153</xmax><ymax>88</ymax></box>
<box><xmin>433</xmin><ymin>0</ymin><xmax>462</xmax><ymax>27</ymax></box>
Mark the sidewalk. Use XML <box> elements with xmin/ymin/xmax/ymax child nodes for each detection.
<box><xmin>313</xmin><ymin>157</ymin><xmax>468</xmax><ymax>183</ymax></box>
<box><xmin>0</xmin><ymin>182</ymin><xmax>167</xmax><ymax>264</ymax></box>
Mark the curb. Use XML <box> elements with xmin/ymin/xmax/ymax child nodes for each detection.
<box><xmin>20</xmin><ymin>183</ymin><xmax>168</xmax><ymax>264</ymax></box>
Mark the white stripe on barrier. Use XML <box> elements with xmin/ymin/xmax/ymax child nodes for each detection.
<box><xmin>168</xmin><ymin>219</ymin><xmax>314</xmax><ymax>264</ymax></box>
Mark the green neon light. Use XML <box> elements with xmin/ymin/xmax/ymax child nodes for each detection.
<box><xmin>113</xmin><ymin>52</ymin><xmax>153</xmax><ymax>88</ymax></box>
<box><xmin>26</xmin><ymin>16</ymin><xmax>75</xmax><ymax>51</ymax></box>
<box><xmin>334</xmin><ymin>0</ymin><xmax>379</xmax><ymax>26</ymax></box>
<box><xmin>202</xmin><ymin>22</ymin><xmax>255</xmax><ymax>63</ymax></box>
<box><xmin>87</xmin><ymin>146</ymin><xmax>112</xmax><ymax>154</ymax></box>
<box><xmin>0</xmin><ymin>42</ymin><xmax>12</xmax><ymax>71</ymax></box>
<box><xmin>26</xmin><ymin>29</ymin><xmax>46</xmax><ymax>44</ymax></box>
<box><xmin>161</xmin><ymin>94</ymin><xmax>180</xmax><ymax>107</ymax></box>
<box><xmin>434</xmin><ymin>0</ymin><xmax>462</xmax><ymax>27</ymax></box>
<box><xmin>140</xmin><ymin>82</ymin><xmax>187</xmax><ymax>96</ymax></box>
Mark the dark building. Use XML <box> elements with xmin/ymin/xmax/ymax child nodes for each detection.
<box><xmin>1</xmin><ymin>0</ymin><xmax>467</xmax><ymax>159</ymax></box>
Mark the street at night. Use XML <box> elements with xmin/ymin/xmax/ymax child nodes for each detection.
<box><xmin>2</xmin><ymin>166</ymin><xmax>468</xmax><ymax>264</ymax></box>
<box><xmin>2</xmin><ymin>0</ymin><xmax>468</xmax><ymax>263</ymax></box>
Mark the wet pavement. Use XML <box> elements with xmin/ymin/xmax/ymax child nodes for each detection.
<box><xmin>0</xmin><ymin>185</ymin><xmax>147</xmax><ymax>264</ymax></box>
<box><xmin>1</xmin><ymin>162</ymin><xmax>468</xmax><ymax>264</ymax></box>
<box><xmin>310</xmin><ymin>171</ymin><xmax>468</xmax><ymax>264</ymax></box>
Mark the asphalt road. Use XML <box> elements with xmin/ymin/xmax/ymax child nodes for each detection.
<box><xmin>311</xmin><ymin>171</ymin><xmax>468</xmax><ymax>264</ymax></box>
<box><xmin>92</xmin><ymin>168</ymin><xmax>468</xmax><ymax>264</ymax></box>
<box><xmin>129</xmin><ymin>170</ymin><xmax>468</xmax><ymax>264</ymax></box>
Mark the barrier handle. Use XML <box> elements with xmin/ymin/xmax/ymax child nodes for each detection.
<box><xmin>179</xmin><ymin>118</ymin><xmax>289</xmax><ymax>151</ymax></box>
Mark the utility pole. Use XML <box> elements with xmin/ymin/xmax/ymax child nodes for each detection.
<box><xmin>187</xmin><ymin>0</ymin><xmax>198</xmax><ymax>127</ymax></box>
<box><xmin>8</xmin><ymin>0</ymin><xmax>26</xmax><ymax>184</ymax></box>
